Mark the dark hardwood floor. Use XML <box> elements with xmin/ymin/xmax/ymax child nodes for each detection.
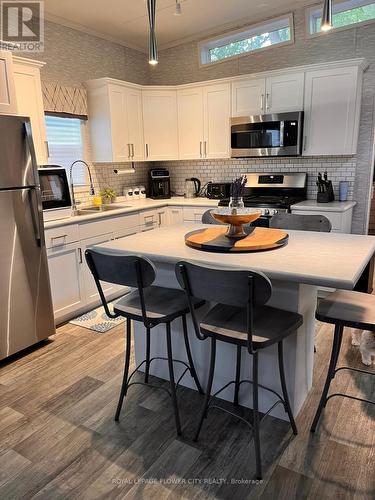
<box><xmin>0</xmin><ymin>316</ymin><xmax>374</xmax><ymax>499</ymax></box>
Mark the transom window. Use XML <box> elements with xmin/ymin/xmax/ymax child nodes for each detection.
<box><xmin>199</xmin><ymin>15</ymin><xmax>294</xmax><ymax>66</ymax></box>
<box><xmin>308</xmin><ymin>0</ymin><xmax>375</xmax><ymax>35</ymax></box>
<box><xmin>45</xmin><ymin>115</ymin><xmax>86</xmax><ymax>186</ymax></box>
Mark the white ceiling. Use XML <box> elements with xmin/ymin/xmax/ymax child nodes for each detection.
<box><xmin>44</xmin><ymin>0</ymin><xmax>315</xmax><ymax>52</ymax></box>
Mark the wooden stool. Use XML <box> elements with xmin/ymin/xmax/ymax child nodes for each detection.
<box><xmin>311</xmin><ymin>290</ymin><xmax>375</xmax><ymax>432</ymax></box>
<box><xmin>85</xmin><ymin>248</ymin><xmax>204</xmax><ymax>436</ymax></box>
<box><xmin>176</xmin><ymin>261</ymin><xmax>302</xmax><ymax>480</ymax></box>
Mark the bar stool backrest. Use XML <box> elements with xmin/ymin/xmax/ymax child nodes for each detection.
<box><xmin>175</xmin><ymin>261</ymin><xmax>272</xmax><ymax>353</ymax></box>
<box><xmin>202</xmin><ymin>210</ymin><xmax>223</xmax><ymax>225</ymax></box>
<box><xmin>269</xmin><ymin>212</ymin><xmax>332</xmax><ymax>232</ymax></box>
<box><xmin>85</xmin><ymin>248</ymin><xmax>156</xmax><ymax>321</ymax></box>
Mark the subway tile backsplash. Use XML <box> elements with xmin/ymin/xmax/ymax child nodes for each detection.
<box><xmin>74</xmin><ymin>156</ymin><xmax>355</xmax><ymax>207</ymax></box>
<box><xmin>154</xmin><ymin>156</ymin><xmax>356</xmax><ymax>200</ymax></box>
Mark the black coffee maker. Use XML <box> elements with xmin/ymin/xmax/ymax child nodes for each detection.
<box><xmin>149</xmin><ymin>168</ymin><xmax>171</xmax><ymax>199</ymax></box>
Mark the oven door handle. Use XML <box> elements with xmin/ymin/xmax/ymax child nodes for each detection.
<box><xmin>280</xmin><ymin>121</ymin><xmax>285</xmax><ymax>148</ymax></box>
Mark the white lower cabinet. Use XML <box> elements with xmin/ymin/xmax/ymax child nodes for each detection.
<box><xmin>47</xmin><ymin>243</ymin><xmax>85</xmax><ymax>321</ymax></box>
<box><xmin>168</xmin><ymin>207</ymin><xmax>184</xmax><ymax>224</ymax></box>
<box><xmin>81</xmin><ymin>233</ymin><xmax>121</xmax><ymax>306</ymax></box>
<box><xmin>183</xmin><ymin>206</ymin><xmax>208</xmax><ymax>223</ymax></box>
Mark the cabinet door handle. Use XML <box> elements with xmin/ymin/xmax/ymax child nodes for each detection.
<box><xmin>266</xmin><ymin>93</ymin><xmax>270</xmax><ymax>110</ymax></box>
<box><xmin>204</xmin><ymin>141</ymin><xmax>207</xmax><ymax>157</ymax></box>
<box><xmin>78</xmin><ymin>247</ymin><xmax>83</xmax><ymax>264</ymax></box>
<box><xmin>127</xmin><ymin>144</ymin><xmax>131</xmax><ymax>158</ymax></box>
<box><xmin>261</xmin><ymin>94</ymin><xmax>264</xmax><ymax>111</ymax></box>
<box><xmin>145</xmin><ymin>143</ymin><xmax>149</xmax><ymax>158</ymax></box>
<box><xmin>303</xmin><ymin>136</ymin><xmax>308</xmax><ymax>152</ymax></box>
<box><xmin>131</xmin><ymin>143</ymin><xmax>135</xmax><ymax>157</ymax></box>
<box><xmin>158</xmin><ymin>212</ymin><xmax>162</xmax><ymax>226</ymax></box>
<box><xmin>45</xmin><ymin>141</ymin><xmax>50</xmax><ymax>158</ymax></box>
<box><xmin>200</xmin><ymin>141</ymin><xmax>202</xmax><ymax>158</ymax></box>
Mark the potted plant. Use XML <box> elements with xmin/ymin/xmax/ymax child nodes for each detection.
<box><xmin>100</xmin><ymin>187</ymin><xmax>116</xmax><ymax>204</ymax></box>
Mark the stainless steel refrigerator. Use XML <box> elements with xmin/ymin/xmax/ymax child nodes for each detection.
<box><xmin>0</xmin><ymin>115</ymin><xmax>55</xmax><ymax>360</ymax></box>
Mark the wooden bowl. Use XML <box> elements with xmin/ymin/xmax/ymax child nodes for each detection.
<box><xmin>211</xmin><ymin>209</ymin><xmax>262</xmax><ymax>239</ymax></box>
<box><xmin>211</xmin><ymin>210</ymin><xmax>262</xmax><ymax>226</ymax></box>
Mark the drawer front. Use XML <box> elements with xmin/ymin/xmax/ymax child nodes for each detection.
<box><xmin>291</xmin><ymin>210</ymin><xmax>343</xmax><ymax>231</ymax></box>
<box><xmin>139</xmin><ymin>210</ymin><xmax>158</xmax><ymax>229</ymax></box>
<box><xmin>45</xmin><ymin>224</ymin><xmax>79</xmax><ymax>249</ymax></box>
<box><xmin>113</xmin><ymin>226</ymin><xmax>140</xmax><ymax>240</ymax></box>
<box><xmin>79</xmin><ymin>213</ymin><xmax>139</xmax><ymax>239</ymax></box>
<box><xmin>183</xmin><ymin>206</ymin><xmax>209</xmax><ymax>223</ymax></box>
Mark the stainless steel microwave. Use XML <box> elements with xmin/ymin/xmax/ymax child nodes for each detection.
<box><xmin>230</xmin><ymin>111</ymin><xmax>304</xmax><ymax>158</ymax></box>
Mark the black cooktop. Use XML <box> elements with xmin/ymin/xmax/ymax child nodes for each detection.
<box><xmin>219</xmin><ymin>195</ymin><xmax>305</xmax><ymax>208</ymax></box>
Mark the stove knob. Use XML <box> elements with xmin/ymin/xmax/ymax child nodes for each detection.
<box><xmin>270</xmin><ymin>209</ymin><xmax>278</xmax><ymax>216</ymax></box>
<box><xmin>264</xmin><ymin>208</ymin><xmax>269</xmax><ymax>215</ymax></box>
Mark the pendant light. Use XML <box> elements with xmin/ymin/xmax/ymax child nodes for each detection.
<box><xmin>321</xmin><ymin>0</ymin><xmax>333</xmax><ymax>31</ymax></box>
<box><xmin>147</xmin><ymin>0</ymin><xmax>158</xmax><ymax>65</ymax></box>
<box><xmin>174</xmin><ymin>0</ymin><xmax>182</xmax><ymax>16</ymax></box>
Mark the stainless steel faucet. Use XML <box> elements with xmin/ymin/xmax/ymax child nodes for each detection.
<box><xmin>69</xmin><ymin>160</ymin><xmax>95</xmax><ymax>213</ymax></box>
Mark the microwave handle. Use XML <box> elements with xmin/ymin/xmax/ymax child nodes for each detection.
<box><xmin>280</xmin><ymin>121</ymin><xmax>285</xmax><ymax>148</ymax></box>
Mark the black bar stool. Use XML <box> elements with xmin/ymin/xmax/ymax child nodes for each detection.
<box><xmin>311</xmin><ymin>289</ymin><xmax>375</xmax><ymax>432</ymax></box>
<box><xmin>269</xmin><ymin>213</ymin><xmax>332</xmax><ymax>232</ymax></box>
<box><xmin>85</xmin><ymin>248</ymin><xmax>204</xmax><ymax>436</ymax></box>
<box><xmin>175</xmin><ymin>261</ymin><xmax>302</xmax><ymax>480</ymax></box>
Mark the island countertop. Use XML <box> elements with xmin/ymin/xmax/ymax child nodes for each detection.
<box><xmin>97</xmin><ymin>223</ymin><xmax>375</xmax><ymax>290</ymax></box>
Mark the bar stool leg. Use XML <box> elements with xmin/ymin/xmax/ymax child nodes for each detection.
<box><xmin>144</xmin><ymin>327</ymin><xmax>151</xmax><ymax>384</ymax></box>
<box><xmin>234</xmin><ymin>345</ymin><xmax>242</xmax><ymax>406</ymax></box>
<box><xmin>166</xmin><ymin>322</ymin><xmax>182</xmax><ymax>436</ymax></box>
<box><xmin>311</xmin><ymin>324</ymin><xmax>343</xmax><ymax>432</ymax></box>
<box><xmin>278</xmin><ymin>341</ymin><xmax>298</xmax><ymax>435</ymax></box>
<box><xmin>181</xmin><ymin>314</ymin><xmax>204</xmax><ymax>394</ymax></box>
<box><xmin>115</xmin><ymin>318</ymin><xmax>132</xmax><ymax>421</ymax></box>
<box><xmin>194</xmin><ymin>337</ymin><xmax>216</xmax><ymax>442</ymax></box>
<box><xmin>252</xmin><ymin>352</ymin><xmax>262</xmax><ymax>480</ymax></box>
<box><xmin>331</xmin><ymin>326</ymin><xmax>344</xmax><ymax>380</ymax></box>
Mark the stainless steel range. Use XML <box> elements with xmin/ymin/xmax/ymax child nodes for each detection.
<box><xmin>218</xmin><ymin>172</ymin><xmax>307</xmax><ymax>227</ymax></box>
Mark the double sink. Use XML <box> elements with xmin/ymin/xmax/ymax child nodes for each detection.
<box><xmin>73</xmin><ymin>204</ymin><xmax>130</xmax><ymax>216</ymax></box>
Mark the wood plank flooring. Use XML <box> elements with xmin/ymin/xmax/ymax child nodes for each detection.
<box><xmin>0</xmin><ymin>317</ymin><xmax>374</xmax><ymax>499</ymax></box>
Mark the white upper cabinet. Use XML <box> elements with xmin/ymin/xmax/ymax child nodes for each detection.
<box><xmin>303</xmin><ymin>66</ymin><xmax>362</xmax><ymax>156</ymax></box>
<box><xmin>142</xmin><ymin>89</ymin><xmax>179</xmax><ymax>161</ymax></box>
<box><xmin>177</xmin><ymin>83</ymin><xmax>230</xmax><ymax>160</ymax></box>
<box><xmin>126</xmin><ymin>88</ymin><xmax>144</xmax><ymax>161</ymax></box>
<box><xmin>12</xmin><ymin>58</ymin><xmax>48</xmax><ymax>165</ymax></box>
<box><xmin>0</xmin><ymin>50</ymin><xmax>17</xmax><ymax>114</ymax></box>
<box><xmin>231</xmin><ymin>73</ymin><xmax>304</xmax><ymax>116</ymax></box>
<box><xmin>87</xmin><ymin>80</ymin><xmax>144</xmax><ymax>162</ymax></box>
<box><xmin>265</xmin><ymin>73</ymin><xmax>304</xmax><ymax>113</ymax></box>
<box><xmin>232</xmin><ymin>78</ymin><xmax>265</xmax><ymax>116</ymax></box>
<box><xmin>177</xmin><ymin>87</ymin><xmax>204</xmax><ymax>160</ymax></box>
<box><xmin>203</xmin><ymin>83</ymin><xmax>231</xmax><ymax>159</ymax></box>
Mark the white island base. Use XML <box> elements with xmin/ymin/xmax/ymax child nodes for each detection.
<box><xmin>133</xmin><ymin>262</ymin><xmax>317</xmax><ymax>420</ymax></box>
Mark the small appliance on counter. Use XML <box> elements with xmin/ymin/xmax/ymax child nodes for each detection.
<box><xmin>149</xmin><ymin>168</ymin><xmax>171</xmax><ymax>199</ymax></box>
<box><xmin>316</xmin><ymin>171</ymin><xmax>335</xmax><ymax>203</ymax></box>
<box><xmin>38</xmin><ymin>165</ymin><xmax>72</xmax><ymax>221</ymax></box>
<box><xmin>206</xmin><ymin>182</ymin><xmax>231</xmax><ymax>200</ymax></box>
<box><xmin>184</xmin><ymin>177</ymin><xmax>201</xmax><ymax>198</ymax></box>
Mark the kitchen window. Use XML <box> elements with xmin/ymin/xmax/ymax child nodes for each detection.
<box><xmin>199</xmin><ymin>14</ymin><xmax>294</xmax><ymax>66</ymax></box>
<box><xmin>307</xmin><ymin>0</ymin><xmax>375</xmax><ymax>35</ymax></box>
<box><xmin>45</xmin><ymin>115</ymin><xmax>87</xmax><ymax>186</ymax></box>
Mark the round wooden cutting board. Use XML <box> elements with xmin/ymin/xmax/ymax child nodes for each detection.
<box><xmin>185</xmin><ymin>226</ymin><xmax>289</xmax><ymax>253</ymax></box>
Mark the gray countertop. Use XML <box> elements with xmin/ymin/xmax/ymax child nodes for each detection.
<box><xmin>44</xmin><ymin>197</ymin><xmax>219</xmax><ymax>229</ymax></box>
<box><xmin>291</xmin><ymin>200</ymin><xmax>356</xmax><ymax>212</ymax></box>
<box><xmin>97</xmin><ymin>223</ymin><xmax>375</xmax><ymax>290</ymax></box>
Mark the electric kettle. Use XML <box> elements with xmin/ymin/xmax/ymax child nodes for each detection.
<box><xmin>184</xmin><ymin>177</ymin><xmax>201</xmax><ymax>198</ymax></box>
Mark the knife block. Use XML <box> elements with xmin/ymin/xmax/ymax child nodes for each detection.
<box><xmin>317</xmin><ymin>181</ymin><xmax>335</xmax><ymax>203</ymax></box>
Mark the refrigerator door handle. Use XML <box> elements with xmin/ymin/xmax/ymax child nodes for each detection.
<box><xmin>29</xmin><ymin>188</ymin><xmax>44</xmax><ymax>247</ymax></box>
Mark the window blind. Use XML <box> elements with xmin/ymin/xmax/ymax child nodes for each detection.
<box><xmin>45</xmin><ymin>116</ymin><xmax>86</xmax><ymax>185</ymax></box>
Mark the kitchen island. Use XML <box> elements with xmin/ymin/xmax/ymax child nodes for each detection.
<box><xmin>97</xmin><ymin>223</ymin><xmax>375</xmax><ymax>419</ymax></box>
